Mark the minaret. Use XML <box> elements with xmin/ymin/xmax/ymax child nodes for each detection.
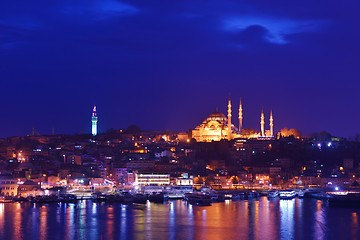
<box><xmin>269</xmin><ymin>110</ymin><xmax>274</xmax><ymax>137</ymax></box>
<box><xmin>260</xmin><ymin>109</ymin><xmax>265</xmax><ymax>137</ymax></box>
<box><xmin>238</xmin><ymin>99</ymin><xmax>243</xmax><ymax>134</ymax></box>
<box><xmin>227</xmin><ymin>99</ymin><xmax>232</xmax><ymax>140</ymax></box>
<box><xmin>92</xmin><ymin>105</ymin><xmax>98</xmax><ymax>136</ymax></box>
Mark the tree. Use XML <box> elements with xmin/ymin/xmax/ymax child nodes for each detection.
<box><xmin>279</xmin><ymin>128</ymin><xmax>301</xmax><ymax>138</ymax></box>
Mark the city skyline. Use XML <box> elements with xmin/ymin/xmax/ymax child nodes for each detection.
<box><xmin>1</xmin><ymin>1</ymin><xmax>360</xmax><ymax>138</ymax></box>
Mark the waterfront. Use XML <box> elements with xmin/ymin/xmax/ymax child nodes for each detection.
<box><xmin>0</xmin><ymin>198</ymin><xmax>359</xmax><ymax>240</ymax></box>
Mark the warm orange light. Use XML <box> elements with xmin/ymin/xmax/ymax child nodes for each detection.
<box><xmin>339</xmin><ymin>167</ymin><xmax>344</xmax><ymax>171</ymax></box>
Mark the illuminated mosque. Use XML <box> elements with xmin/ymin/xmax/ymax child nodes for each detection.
<box><xmin>191</xmin><ymin>99</ymin><xmax>274</xmax><ymax>142</ymax></box>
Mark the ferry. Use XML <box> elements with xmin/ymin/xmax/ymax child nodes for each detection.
<box><xmin>279</xmin><ymin>190</ymin><xmax>296</xmax><ymax>200</ymax></box>
<box><xmin>327</xmin><ymin>191</ymin><xmax>360</xmax><ymax>208</ymax></box>
<box><xmin>184</xmin><ymin>192</ymin><xmax>212</xmax><ymax>206</ymax></box>
<box><xmin>267</xmin><ymin>190</ymin><xmax>279</xmax><ymax>199</ymax></box>
<box><xmin>148</xmin><ymin>192</ymin><xmax>168</xmax><ymax>203</ymax></box>
<box><xmin>166</xmin><ymin>185</ymin><xmax>193</xmax><ymax>199</ymax></box>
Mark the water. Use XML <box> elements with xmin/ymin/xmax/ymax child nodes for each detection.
<box><xmin>0</xmin><ymin>198</ymin><xmax>359</xmax><ymax>240</ymax></box>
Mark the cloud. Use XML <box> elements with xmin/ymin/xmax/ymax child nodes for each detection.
<box><xmin>61</xmin><ymin>0</ymin><xmax>139</xmax><ymax>20</ymax></box>
<box><xmin>0</xmin><ymin>21</ymin><xmax>39</xmax><ymax>50</ymax></box>
<box><xmin>0</xmin><ymin>0</ymin><xmax>139</xmax><ymax>50</ymax></box>
<box><xmin>223</xmin><ymin>16</ymin><xmax>327</xmax><ymax>44</ymax></box>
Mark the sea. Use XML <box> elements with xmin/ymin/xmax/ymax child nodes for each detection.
<box><xmin>0</xmin><ymin>197</ymin><xmax>359</xmax><ymax>240</ymax></box>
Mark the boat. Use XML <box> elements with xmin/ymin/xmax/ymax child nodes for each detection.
<box><xmin>133</xmin><ymin>193</ymin><xmax>148</xmax><ymax>204</ymax></box>
<box><xmin>13</xmin><ymin>196</ymin><xmax>29</xmax><ymax>203</ymax></box>
<box><xmin>279</xmin><ymin>190</ymin><xmax>296</xmax><ymax>200</ymax></box>
<box><xmin>91</xmin><ymin>193</ymin><xmax>107</xmax><ymax>203</ymax></box>
<box><xmin>184</xmin><ymin>192</ymin><xmax>212</xmax><ymax>206</ymax></box>
<box><xmin>267</xmin><ymin>190</ymin><xmax>279</xmax><ymax>199</ymax></box>
<box><xmin>0</xmin><ymin>196</ymin><xmax>13</xmax><ymax>203</ymax></box>
<box><xmin>104</xmin><ymin>194</ymin><xmax>123</xmax><ymax>203</ymax></box>
<box><xmin>328</xmin><ymin>191</ymin><xmax>360</xmax><ymax>208</ymax></box>
<box><xmin>148</xmin><ymin>192</ymin><xmax>168</xmax><ymax>203</ymax></box>
<box><xmin>232</xmin><ymin>192</ymin><xmax>245</xmax><ymax>200</ymax></box>
<box><xmin>297</xmin><ymin>189</ymin><xmax>306</xmax><ymax>198</ymax></box>
<box><xmin>245</xmin><ymin>191</ymin><xmax>260</xmax><ymax>199</ymax></box>
<box><xmin>210</xmin><ymin>192</ymin><xmax>225</xmax><ymax>202</ymax></box>
<box><xmin>304</xmin><ymin>190</ymin><xmax>329</xmax><ymax>200</ymax></box>
<box><xmin>121</xmin><ymin>192</ymin><xmax>134</xmax><ymax>205</ymax></box>
<box><xmin>33</xmin><ymin>195</ymin><xmax>60</xmax><ymax>204</ymax></box>
<box><xmin>166</xmin><ymin>186</ymin><xmax>193</xmax><ymax>199</ymax></box>
<box><xmin>59</xmin><ymin>194</ymin><xmax>78</xmax><ymax>203</ymax></box>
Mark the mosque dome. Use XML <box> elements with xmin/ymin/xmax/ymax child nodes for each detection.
<box><xmin>207</xmin><ymin>112</ymin><xmax>227</xmax><ymax>122</ymax></box>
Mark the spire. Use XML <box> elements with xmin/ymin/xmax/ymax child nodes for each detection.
<box><xmin>269</xmin><ymin>110</ymin><xmax>274</xmax><ymax>137</ymax></box>
<box><xmin>92</xmin><ymin>105</ymin><xmax>97</xmax><ymax>117</ymax></box>
<box><xmin>238</xmin><ymin>98</ymin><xmax>243</xmax><ymax>134</ymax></box>
<box><xmin>227</xmin><ymin>98</ymin><xmax>232</xmax><ymax>141</ymax></box>
<box><xmin>92</xmin><ymin>105</ymin><xmax>98</xmax><ymax>136</ymax></box>
<box><xmin>260</xmin><ymin>108</ymin><xmax>265</xmax><ymax>137</ymax></box>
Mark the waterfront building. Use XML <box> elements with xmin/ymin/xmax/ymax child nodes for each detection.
<box><xmin>134</xmin><ymin>173</ymin><xmax>170</xmax><ymax>186</ymax></box>
<box><xmin>18</xmin><ymin>180</ymin><xmax>41</xmax><ymax>197</ymax></box>
<box><xmin>91</xmin><ymin>105</ymin><xmax>98</xmax><ymax>136</ymax></box>
<box><xmin>0</xmin><ymin>174</ymin><xmax>18</xmax><ymax>197</ymax></box>
<box><xmin>175</xmin><ymin>173</ymin><xmax>193</xmax><ymax>186</ymax></box>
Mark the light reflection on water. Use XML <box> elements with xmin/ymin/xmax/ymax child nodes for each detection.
<box><xmin>0</xmin><ymin>198</ymin><xmax>358</xmax><ymax>240</ymax></box>
<box><xmin>280</xmin><ymin>199</ymin><xmax>295</xmax><ymax>239</ymax></box>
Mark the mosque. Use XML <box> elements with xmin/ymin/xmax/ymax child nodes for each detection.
<box><xmin>191</xmin><ymin>99</ymin><xmax>274</xmax><ymax>142</ymax></box>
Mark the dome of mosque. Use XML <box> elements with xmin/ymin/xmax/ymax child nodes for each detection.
<box><xmin>208</xmin><ymin>112</ymin><xmax>226</xmax><ymax>118</ymax></box>
<box><xmin>207</xmin><ymin>112</ymin><xmax>227</xmax><ymax>122</ymax></box>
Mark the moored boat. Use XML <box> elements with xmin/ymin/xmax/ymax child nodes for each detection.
<box><xmin>304</xmin><ymin>190</ymin><xmax>329</xmax><ymax>200</ymax></box>
<box><xmin>245</xmin><ymin>190</ymin><xmax>260</xmax><ymax>199</ymax></box>
<box><xmin>279</xmin><ymin>190</ymin><xmax>296</xmax><ymax>200</ymax></box>
<box><xmin>133</xmin><ymin>193</ymin><xmax>148</xmax><ymax>204</ymax></box>
<box><xmin>166</xmin><ymin>186</ymin><xmax>193</xmax><ymax>199</ymax></box>
<box><xmin>267</xmin><ymin>190</ymin><xmax>279</xmax><ymax>199</ymax></box>
<box><xmin>184</xmin><ymin>192</ymin><xmax>212</xmax><ymax>206</ymax></box>
<box><xmin>328</xmin><ymin>191</ymin><xmax>360</xmax><ymax>208</ymax></box>
<box><xmin>148</xmin><ymin>192</ymin><xmax>168</xmax><ymax>203</ymax></box>
<box><xmin>0</xmin><ymin>196</ymin><xmax>13</xmax><ymax>203</ymax></box>
<box><xmin>210</xmin><ymin>192</ymin><xmax>225</xmax><ymax>202</ymax></box>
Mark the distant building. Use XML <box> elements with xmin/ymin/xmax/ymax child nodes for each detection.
<box><xmin>192</xmin><ymin>99</ymin><xmax>275</xmax><ymax>142</ymax></box>
<box><xmin>18</xmin><ymin>180</ymin><xmax>41</xmax><ymax>197</ymax></box>
<box><xmin>126</xmin><ymin>161</ymin><xmax>155</xmax><ymax>171</ymax></box>
<box><xmin>92</xmin><ymin>105</ymin><xmax>98</xmax><ymax>136</ymax></box>
<box><xmin>0</xmin><ymin>174</ymin><xmax>18</xmax><ymax>196</ymax></box>
<box><xmin>175</xmin><ymin>173</ymin><xmax>193</xmax><ymax>186</ymax></box>
<box><xmin>134</xmin><ymin>173</ymin><xmax>170</xmax><ymax>186</ymax></box>
<box><xmin>68</xmin><ymin>155</ymin><xmax>82</xmax><ymax>165</ymax></box>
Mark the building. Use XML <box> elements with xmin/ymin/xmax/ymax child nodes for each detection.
<box><xmin>0</xmin><ymin>174</ymin><xmax>18</xmax><ymax>197</ymax></box>
<box><xmin>18</xmin><ymin>180</ymin><xmax>41</xmax><ymax>197</ymax></box>
<box><xmin>192</xmin><ymin>99</ymin><xmax>275</xmax><ymax>142</ymax></box>
<box><xmin>91</xmin><ymin>105</ymin><xmax>98</xmax><ymax>136</ymax></box>
<box><xmin>175</xmin><ymin>173</ymin><xmax>193</xmax><ymax>185</ymax></box>
<box><xmin>134</xmin><ymin>173</ymin><xmax>170</xmax><ymax>186</ymax></box>
<box><xmin>192</xmin><ymin>110</ymin><xmax>237</xmax><ymax>142</ymax></box>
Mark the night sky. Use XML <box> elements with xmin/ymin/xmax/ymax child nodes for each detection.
<box><xmin>1</xmin><ymin>1</ymin><xmax>360</xmax><ymax>138</ymax></box>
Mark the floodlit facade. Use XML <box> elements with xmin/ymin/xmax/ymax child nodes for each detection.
<box><xmin>192</xmin><ymin>99</ymin><xmax>275</xmax><ymax>142</ymax></box>
<box><xmin>134</xmin><ymin>173</ymin><xmax>170</xmax><ymax>186</ymax></box>
<box><xmin>91</xmin><ymin>105</ymin><xmax>98</xmax><ymax>136</ymax></box>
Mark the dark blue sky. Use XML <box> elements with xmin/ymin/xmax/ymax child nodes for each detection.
<box><xmin>1</xmin><ymin>0</ymin><xmax>359</xmax><ymax>138</ymax></box>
